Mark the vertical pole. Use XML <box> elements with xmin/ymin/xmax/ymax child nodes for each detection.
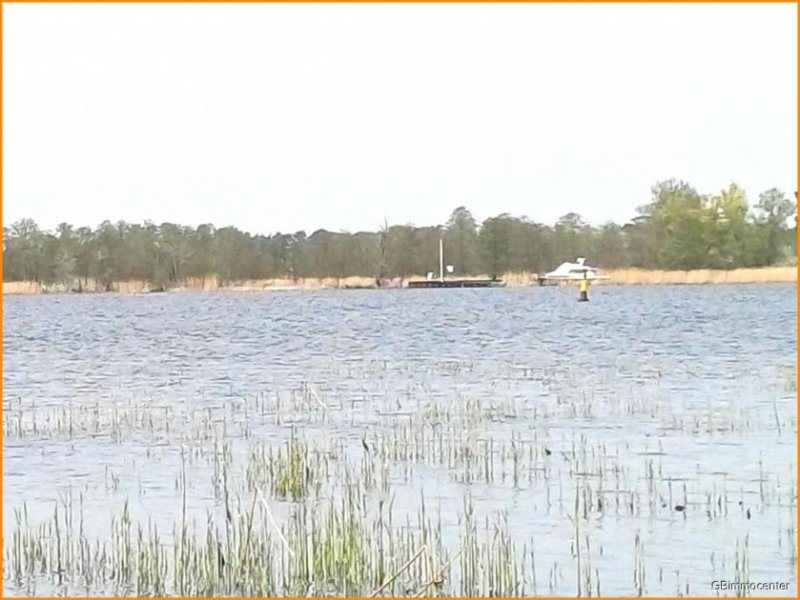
<box><xmin>439</xmin><ymin>237</ymin><xmax>444</xmax><ymax>282</ymax></box>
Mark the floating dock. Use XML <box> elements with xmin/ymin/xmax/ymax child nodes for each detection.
<box><xmin>406</xmin><ymin>238</ymin><xmax>506</xmax><ymax>288</ymax></box>
<box><xmin>407</xmin><ymin>278</ymin><xmax>505</xmax><ymax>289</ymax></box>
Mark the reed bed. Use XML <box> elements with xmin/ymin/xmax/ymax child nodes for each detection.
<box><xmin>3</xmin><ymin>265</ymin><xmax>796</xmax><ymax>295</ymax></box>
<box><xmin>3</xmin><ymin>356</ymin><xmax>797</xmax><ymax>597</ymax></box>
<box><xmin>5</xmin><ymin>461</ymin><xmax>535</xmax><ymax>596</ymax></box>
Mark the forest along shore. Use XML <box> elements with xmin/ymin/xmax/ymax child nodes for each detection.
<box><xmin>3</xmin><ymin>266</ymin><xmax>796</xmax><ymax>294</ymax></box>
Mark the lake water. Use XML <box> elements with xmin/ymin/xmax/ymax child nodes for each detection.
<box><xmin>3</xmin><ymin>283</ymin><xmax>797</xmax><ymax>596</ymax></box>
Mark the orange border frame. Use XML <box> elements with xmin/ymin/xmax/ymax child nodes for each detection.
<box><xmin>0</xmin><ymin>2</ymin><xmax>797</xmax><ymax>600</ymax></box>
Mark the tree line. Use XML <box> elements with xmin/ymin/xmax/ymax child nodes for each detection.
<box><xmin>3</xmin><ymin>179</ymin><xmax>796</xmax><ymax>289</ymax></box>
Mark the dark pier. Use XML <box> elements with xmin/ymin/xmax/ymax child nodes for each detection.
<box><xmin>407</xmin><ymin>278</ymin><xmax>505</xmax><ymax>289</ymax></box>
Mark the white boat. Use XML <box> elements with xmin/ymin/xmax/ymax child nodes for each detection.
<box><xmin>541</xmin><ymin>258</ymin><xmax>610</xmax><ymax>282</ymax></box>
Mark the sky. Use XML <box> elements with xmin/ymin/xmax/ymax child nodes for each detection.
<box><xmin>3</xmin><ymin>2</ymin><xmax>797</xmax><ymax>236</ymax></box>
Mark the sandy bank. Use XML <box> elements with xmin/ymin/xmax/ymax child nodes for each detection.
<box><xmin>600</xmin><ymin>266</ymin><xmax>796</xmax><ymax>285</ymax></box>
<box><xmin>3</xmin><ymin>266</ymin><xmax>796</xmax><ymax>295</ymax></box>
<box><xmin>2</xmin><ymin>275</ymin><xmax>384</xmax><ymax>295</ymax></box>
<box><xmin>502</xmin><ymin>266</ymin><xmax>797</xmax><ymax>286</ymax></box>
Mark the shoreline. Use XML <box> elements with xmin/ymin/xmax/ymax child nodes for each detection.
<box><xmin>3</xmin><ymin>266</ymin><xmax>796</xmax><ymax>295</ymax></box>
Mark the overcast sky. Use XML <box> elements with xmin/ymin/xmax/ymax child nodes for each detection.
<box><xmin>3</xmin><ymin>2</ymin><xmax>797</xmax><ymax>235</ymax></box>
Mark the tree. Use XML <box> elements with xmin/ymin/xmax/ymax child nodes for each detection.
<box><xmin>595</xmin><ymin>223</ymin><xmax>627</xmax><ymax>268</ymax></box>
<box><xmin>705</xmin><ymin>184</ymin><xmax>750</xmax><ymax>268</ymax></box>
<box><xmin>553</xmin><ymin>212</ymin><xmax>592</xmax><ymax>263</ymax></box>
<box><xmin>479</xmin><ymin>215</ymin><xmax>515</xmax><ymax>277</ymax></box>
<box><xmin>637</xmin><ymin>179</ymin><xmax>707</xmax><ymax>269</ymax></box>
<box><xmin>754</xmin><ymin>188</ymin><xmax>795</xmax><ymax>264</ymax></box>
<box><xmin>508</xmin><ymin>218</ymin><xmax>552</xmax><ymax>273</ymax></box>
<box><xmin>3</xmin><ymin>179</ymin><xmax>795</xmax><ymax>287</ymax></box>
<box><xmin>444</xmin><ymin>207</ymin><xmax>479</xmax><ymax>276</ymax></box>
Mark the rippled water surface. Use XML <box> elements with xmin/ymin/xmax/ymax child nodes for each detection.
<box><xmin>3</xmin><ymin>284</ymin><xmax>797</xmax><ymax>596</ymax></box>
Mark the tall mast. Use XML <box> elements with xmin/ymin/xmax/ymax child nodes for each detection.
<box><xmin>439</xmin><ymin>237</ymin><xmax>444</xmax><ymax>282</ymax></box>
